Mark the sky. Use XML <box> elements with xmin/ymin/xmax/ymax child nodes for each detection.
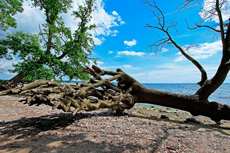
<box><xmin>0</xmin><ymin>0</ymin><xmax>230</xmax><ymax>83</ymax></box>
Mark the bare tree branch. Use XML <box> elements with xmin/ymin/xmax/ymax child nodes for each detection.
<box><xmin>215</xmin><ymin>0</ymin><xmax>226</xmax><ymax>48</ymax></box>
<box><xmin>185</xmin><ymin>19</ymin><xmax>223</xmax><ymax>33</ymax></box>
<box><xmin>144</xmin><ymin>0</ymin><xmax>208</xmax><ymax>86</ymax></box>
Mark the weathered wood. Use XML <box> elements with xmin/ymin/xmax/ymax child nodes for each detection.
<box><xmin>1</xmin><ymin>65</ymin><xmax>230</xmax><ymax>124</ymax></box>
<box><xmin>21</xmin><ymin>80</ymin><xmax>49</xmax><ymax>91</ymax></box>
<box><xmin>0</xmin><ymin>89</ymin><xmax>11</xmax><ymax>95</ymax></box>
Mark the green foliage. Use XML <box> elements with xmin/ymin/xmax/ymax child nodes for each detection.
<box><xmin>0</xmin><ymin>0</ymin><xmax>24</xmax><ymax>31</ymax></box>
<box><xmin>0</xmin><ymin>0</ymin><xmax>96</xmax><ymax>82</ymax></box>
<box><xmin>22</xmin><ymin>67</ymin><xmax>56</xmax><ymax>82</ymax></box>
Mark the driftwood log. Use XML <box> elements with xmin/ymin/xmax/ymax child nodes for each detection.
<box><xmin>1</xmin><ymin>65</ymin><xmax>230</xmax><ymax>124</ymax></box>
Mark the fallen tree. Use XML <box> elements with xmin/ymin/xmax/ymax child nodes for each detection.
<box><xmin>0</xmin><ymin>0</ymin><xmax>229</xmax><ymax>126</ymax></box>
<box><xmin>0</xmin><ymin>65</ymin><xmax>230</xmax><ymax>125</ymax></box>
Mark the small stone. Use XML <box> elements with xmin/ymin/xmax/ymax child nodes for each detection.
<box><xmin>160</xmin><ymin>115</ymin><xmax>169</xmax><ymax>120</ymax></box>
<box><xmin>159</xmin><ymin>109</ymin><xmax>167</xmax><ymax>112</ymax></box>
<box><xmin>185</xmin><ymin>118</ymin><xmax>201</xmax><ymax>124</ymax></box>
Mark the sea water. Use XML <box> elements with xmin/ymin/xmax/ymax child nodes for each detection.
<box><xmin>136</xmin><ymin>83</ymin><xmax>230</xmax><ymax>108</ymax></box>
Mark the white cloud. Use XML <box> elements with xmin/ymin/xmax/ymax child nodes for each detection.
<box><xmin>14</xmin><ymin>0</ymin><xmax>45</xmax><ymax>34</ymax></box>
<box><xmin>94</xmin><ymin>37</ymin><xmax>105</xmax><ymax>46</ymax></box>
<box><xmin>174</xmin><ymin>40</ymin><xmax>222</xmax><ymax>62</ymax></box>
<box><xmin>132</xmin><ymin>73</ymin><xmax>146</xmax><ymax>77</ymax></box>
<box><xmin>96</xmin><ymin>61</ymin><xmax>104</xmax><ymax>67</ymax></box>
<box><xmin>88</xmin><ymin>60</ymin><xmax>104</xmax><ymax>68</ymax></box>
<box><xmin>87</xmin><ymin>1</ymin><xmax>125</xmax><ymax>43</ymax></box>
<box><xmin>199</xmin><ymin>0</ymin><xmax>230</xmax><ymax>22</ymax></box>
<box><xmin>144</xmin><ymin>63</ymin><xmax>219</xmax><ymax>83</ymax></box>
<box><xmin>0</xmin><ymin>58</ymin><xmax>22</xmax><ymax>77</ymax></box>
<box><xmin>117</xmin><ymin>51</ymin><xmax>146</xmax><ymax>56</ymax></box>
<box><xmin>162</xmin><ymin>48</ymin><xmax>169</xmax><ymax>52</ymax></box>
<box><xmin>124</xmin><ymin>39</ymin><xmax>137</xmax><ymax>46</ymax></box>
<box><xmin>112</xmin><ymin>11</ymin><xmax>118</xmax><ymax>16</ymax></box>
<box><xmin>14</xmin><ymin>0</ymin><xmax>124</xmax><ymax>46</ymax></box>
<box><xmin>100</xmin><ymin>64</ymin><xmax>141</xmax><ymax>70</ymax></box>
<box><xmin>111</xmin><ymin>30</ymin><xmax>119</xmax><ymax>36</ymax></box>
<box><xmin>108</xmin><ymin>51</ymin><xmax>113</xmax><ymax>54</ymax></box>
<box><xmin>122</xmin><ymin>65</ymin><xmax>141</xmax><ymax>69</ymax></box>
<box><xmin>117</xmin><ymin>16</ymin><xmax>125</xmax><ymax>25</ymax></box>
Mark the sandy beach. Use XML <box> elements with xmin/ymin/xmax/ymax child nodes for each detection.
<box><xmin>0</xmin><ymin>95</ymin><xmax>230</xmax><ymax>153</ymax></box>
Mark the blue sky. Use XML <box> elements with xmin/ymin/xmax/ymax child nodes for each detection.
<box><xmin>0</xmin><ymin>0</ymin><xmax>230</xmax><ymax>83</ymax></box>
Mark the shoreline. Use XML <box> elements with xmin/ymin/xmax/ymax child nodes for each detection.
<box><xmin>1</xmin><ymin>95</ymin><xmax>230</xmax><ymax>135</ymax></box>
<box><xmin>0</xmin><ymin>95</ymin><xmax>230</xmax><ymax>152</ymax></box>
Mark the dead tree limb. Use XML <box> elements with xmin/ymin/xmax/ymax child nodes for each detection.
<box><xmin>1</xmin><ymin>65</ymin><xmax>230</xmax><ymax>125</ymax></box>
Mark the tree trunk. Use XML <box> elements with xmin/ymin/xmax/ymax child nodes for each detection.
<box><xmin>1</xmin><ymin>65</ymin><xmax>230</xmax><ymax>124</ymax></box>
<box><xmin>131</xmin><ymin>82</ymin><xmax>230</xmax><ymax>122</ymax></box>
<box><xmin>2</xmin><ymin>71</ymin><xmax>28</xmax><ymax>89</ymax></box>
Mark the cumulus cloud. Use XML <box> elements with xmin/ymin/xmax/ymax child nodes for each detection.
<box><xmin>112</xmin><ymin>11</ymin><xmax>119</xmax><ymax>16</ymax></box>
<box><xmin>117</xmin><ymin>51</ymin><xmax>146</xmax><ymax>56</ymax></box>
<box><xmin>108</xmin><ymin>51</ymin><xmax>113</xmax><ymax>54</ymax></box>
<box><xmin>162</xmin><ymin>48</ymin><xmax>169</xmax><ymax>52</ymax></box>
<box><xmin>0</xmin><ymin>57</ymin><xmax>22</xmax><ymax>77</ymax></box>
<box><xmin>14</xmin><ymin>0</ymin><xmax>124</xmax><ymax>46</ymax></box>
<box><xmin>122</xmin><ymin>65</ymin><xmax>141</xmax><ymax>69</ymax></box>
<box><xmin>111</xmin><ymin>30</ymin><xmax>119</xmax><ymax>36</ymax></box>
<box><xmin>174</xmin><ymin>40</ymin><xmax>222</xmax><ymax>62</ymax></box>
<box><xmin>96</xmin><ymin>61</ymin><xmax>104</xmax><ymax>66</ymax></box>
<box><xmin>199</xmin><ymin>0</ymin><xmax>230</xmax><ymax>22</ymax></box>
<box><xmin>14</xmin><ymin>0</ymin><xmax>45</xmax><ymax>34</ymax></box>
<box><xmin>101</xmin><ymin>64</ymin><xmax>141</xmax><ymax>70</ymax></box>
<box><xmin>124</xmin><ymin>39</ymin><xmax>137</xmax><ymax>47</ymax></box>
<box><xmin>88</xmin><ymin>60</ymin><xmax>104</xmax><ymax>67</ymax></box>
<box><xmin>89</xmin><ymin>0</ymin><xmax>125</xmax><ymax>37</ymax></box>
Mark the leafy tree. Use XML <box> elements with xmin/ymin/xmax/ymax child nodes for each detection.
<box><xmin>0</xmin><ymin>0</ymin><xmax>96</xmax><ymax>87</ymax></box>
<box><xmin>0</xmin><ymin>0</ymin><xmax>230</xmax><ymax>124</ymax></box>
<box><xmin>22</xmin><ymin>67</ymin><xmax>56</xmax><ymax>83</ymax></box>
<box><xmin>0</xmin><ymin>0</ymin><xmax>24</xmax><ymax>31</ymax></box>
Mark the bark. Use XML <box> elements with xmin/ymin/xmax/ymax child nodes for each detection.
<box><xmin>0</xmin><ymin>71</ymin><xmax>27</xmax><ymax>90</ymax></box>
<box><xmin>132</xmin><ymin>83</ymin><xmax>230</xmax><ymax>122</ymax></box>
<box><xmin>1</xmin><ymin>65</ymin><xmax>229</xmax><ymax>125</ymax></box>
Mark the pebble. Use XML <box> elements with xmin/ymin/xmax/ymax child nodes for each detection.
<box><xmin>185</xmin><ymin>118</ymin><xmax>201</xmax><ymax>124</ymax></box>
<box><xmin>160</xmin><ymin>115</ymin><xmax>170</xmax><ymax>121</ymax></box>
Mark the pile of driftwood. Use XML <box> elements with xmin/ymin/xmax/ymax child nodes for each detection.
<box><xmin>1</xmin><ymin>65</ymin><xmax>230</xmax><ymax>124</ymax></box>
<box><xmin>0</xmin><ymin>65</ymin><xmax>135</xmax><ymax>115</ymax></box>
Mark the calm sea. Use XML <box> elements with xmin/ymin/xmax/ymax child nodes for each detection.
<box><xmin>136</xmin><ymin>83</ymin><xmax>230</xmax><ymax>108</ymax></box>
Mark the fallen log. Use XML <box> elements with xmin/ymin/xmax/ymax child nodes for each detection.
<box><xmin>1</xmin><ymin>65</ymin><xmax>230</xmax><ymax>125</ymax></box>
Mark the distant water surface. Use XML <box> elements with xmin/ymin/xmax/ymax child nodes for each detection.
<box><xmin>137</xmin><ymin>83</ymin><xmax>230</xmax><ymax>108</ymax></box>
